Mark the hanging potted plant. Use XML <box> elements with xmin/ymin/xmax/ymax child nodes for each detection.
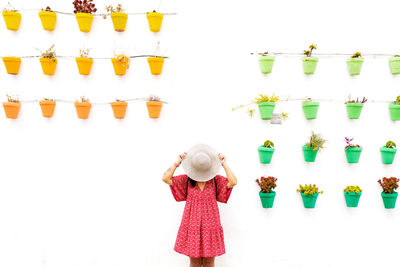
<box><xmin>2</xmin><ymin>3</ymin><xmax>21</xmax><ymax>31</ymax></box>
<box><xmin>297</xmin><ymin>184</ymin><xmax>323</xmax><ymax>209</ymax></box>
<box><xmin>347</xmin><ymin>52</ymin><xmax>364</xmax><ymax>76</ymax></box>
<box><xmin>111</xmin><ymin>54</ymin><xmax>130</xmax><ymax>75</ymax></box>
<box><xmin>39</xmin><ymin>6</ymin><xmax>56</xmax><ymax>31</ymax></box>
<box><xmin>39</xmin><ymin>45</ymin><xmax>57</xmax><ymax>75</ymax></box>
<box><xmin>258</xmin><ymin>52</ymin><xmax>275</xmax><ymax>74</ymax></box>
<box><xmin>389</xmin><ymin>96</ymin><xmax>400</xmax><ymax>121</ymax></box>
<box><xmin>389</xmin><ymin>55</ymin><xmax>400</xmax><ymax>75</ymax></box>
<box><xmin>344</xmin><ymin>186</ymin><xmax>362</xmax><ymax>207</ymax></box>
<box><xmin>380</xmin><ymin>140</ymin><xmax>397</xmax><ymax>164</ymax></box>
<box><xmin>302</xmin><ymin>98</ymin><xmax>319</xmax><ymax>120</ymax></box>
<box><xmin>302</xmin><ymin>44</ymin><xmax>318</xmax><ymax>75</ymax></box>
<box><xmin>148</xmin><ymin>42</ymin><xmax>165</xmax><ymax>75</ymax></box>
<box><xmin>110</xmin><ymin>99</ymin><xmax>127</xmax><ymax>119</ymax></box>
<box><xmin>234</xmin><ymin>94</ymin><xmax>280</xmax><ymax>121</ymax></box>
<box><xmin>302</xmin><ymin>132</ymin><xmax>326</xmax><ymax>162</ymax></box>
<box><xmin>73</xmin><ymin>0</ymin><xmax>97</xmax><ymax>33</ymax></box>
<box><xmin>39</xmin><ymin>98</ymin><xmax>56</xmax><ymax>118</ymax></box>
<box><xmin>146</xmin><ymin>10</ymin><xmax>163</xmax><ymax>32</ymax></box>
<box><xmin>3</xmin><ymin>94</ymin><xmax>20</xmax><ymax>119</ymax></box>
<box><xmin>74</xmin><ymin>96</ymin><xmax>92</xmax><ymax>119</ymax></box>
<box><xmin>3</xmin><ymin>56</ymin><xmax>21</xmax><ymax>74</ymax></box>
<box><xmin>76</xmin><ymin>48</ymin><xmax>93</xmax><ymax>75</ymax></box>
<box><xmin>103</xmin><ymin>4</ymin><xmax>127</xmax><ymax>32</ymax></box>
<box><xmin>146</xmin><ymin>95</ymin><xmax>163</xmax><ymax>119</ymax></box>
<box><xmin>345</xmin><ymin>95</ymin><xmax>367</xmax><ymax>119</ymax></box>
<box><xmin>378</xmin><ymin>177</ymin><xmax>399</xmax><ymax>209</ymax></box>
<box><xmin>258</xmin><ymin>140</ymin><xmax>275</xmax><ymax>164</ymax></box>
<box><xmin>256</xmin><ymin>176</ymin><xmax>277</xmax><ymax>208</ymax></box>
<box><xmin>344</xmin><ymin>137</ymin><xmax>362</xmax><ymax>163</ymax></box>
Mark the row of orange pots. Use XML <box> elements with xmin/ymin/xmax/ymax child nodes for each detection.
<box><xmin>2</xmin><ymin>101</ymin><xmax>163</xmax><ymax>119</ymax></box>
<box><xmin>1</xmin><ymin>56</ymin><xmax>165</xmax><ymax>76</ymax></box>
<box><xmin>3</xmin><ymin>11</ymin><xmax>164</xmax><ymax>32</ymax></box>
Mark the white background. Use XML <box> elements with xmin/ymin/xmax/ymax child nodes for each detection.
<box><xmin>0</xmin><ymin>0</ymin><xmax>400</xmax><ymax>267</ymax></box>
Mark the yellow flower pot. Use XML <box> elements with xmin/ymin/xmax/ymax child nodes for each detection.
<box><xmin>146</xmin><ymin>12</ymin><xmax>163</xmax><ymax>32</ymax></box>
<box><xmin>39</xmin><ymin>11</ymin><xmax>56</xmax><ymax>31</ymax></box>
<box><xmin>40</xmin><ymin>58</ymin><xmax>57</xmax><ymax>75</ymax></box>
<box><xmin>111</xmin><ymin>12</ymin><xmax>127</xmax><ymax>32</ymax></box>
<box><xmin>3</xmin><ymin>11</ymin><xmax>21</xmax><ymax>31</ymax></box>
<box><xmin>111</xmin><ymin>57</ymin><xmax>129</xmax><ymax>75</ymax></box>
<box><xmin>147</xmin><ymin>57</ymin><xmax>164</xmax><ymax>75</ymax></box>
<box><xmin>3</xmin><ymin>57</ymin><xmax>21</xmax><ymax>74</ymax></box>
<box><xmin>75</xmin><ymin>13</ymin><xmax>93</xmax><ymax>32</ymax></box>
<box><xmin>76</xmin><ymin>57</ymin><xmax>93</xmax><ymax>75</ymax></box>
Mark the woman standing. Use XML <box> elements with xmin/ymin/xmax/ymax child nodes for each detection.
<box><xmin>162</xmin><ymin>144</ymin><xmax>237</xmax><ymax>267</ymax></box>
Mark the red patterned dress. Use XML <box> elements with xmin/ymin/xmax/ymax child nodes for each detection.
<box><xmin>170</xmin><ymin>174</ymin><xmax>233</xmax><ymax>258</ymax></box>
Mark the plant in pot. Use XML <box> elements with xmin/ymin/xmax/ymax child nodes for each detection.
<box><xmin>258</xmin><ymin>52</ymin><xmax>275</xmax><ymax>74</ymax></box>
<box><xmin>2</xmin><ymin>3</ymin><xmax>21</xmax><ymax>31</ymax></box>
<box><xmin>39</xmin><ymin>6</ymin><xmax>56</xmax><ymax>31</ymax></box>
<box><xmin>111</xmin><ymin>54</ymin><xmax>130</xmax><ymax>75</ymax></box>
<box><xmin>74</xmin><ymin>96</ymin><xmax>92</xmax><ymax>119</ymax></box>
<box><xmin>39</xmin><ymin>98</ymin><xmax>56</xmax><ymax>118</ymax></box>
<box><xmin>256</xmin><ymin>176</ymin><xmax>277</xmax><ymax>208</ymax></box>
<box><xmin>389</xmin><ymin>55</ymin><xmax>400</xmax><ymax>75</ymax></box>
<box><xmin>302</xmin><ymin>44</ymin><xmax>318</xmax><ymax>75</ymax></box>
<box><xmin>344</xmin><ymin>137</ymin><xmax>362</xmax><ymax>163</ymax></box>
<box><xmin>302</xmin><ymin>98</ymin><xmax>320</xmax><ymax>120</ymax></box>
<box><xmin>146</xmin><ymin>95</ymin><xmax>163</xmax><ymax>119</ymax></box>
<box><xmin>76</xmin><ymin>48</ymin><xmax>93</xmax><ymax>75</ymax></box>
<box><xmin>104</xmin><ymin>4</ymin><xmax>127</xmax><ymax>32</ymax></box>
<box><xmin>148</xmin><ymin>42</ymin><xmax>165</xmax><ymax>75</ymax></box>
<box><xmin>232</xmin><ymin>94</ymin><xmax>280</xmax><ymax>120</ymax></box>
<box><xmin>345</xmin><ymin>95</ymin><xmax>367</xmax><ymax>119</ymax></box>
<box><xmin>258</xmin><ymin>140</ymin><xmax>275</xmax><ymax>164</ymax></box>
<box><xmin>380</xmin><ymin>140</ymin><xmax>397</xmax><ymax>164</ymax></box>
<box><xmin>344</xmin><ymin>186</ymin><xmax>362</xmax><ymax>207</ymax></box>
<box><xmin>111</xmin><ymin>99</ymin><xmax>128</xmax><ymax>119</ymax></box>
<box><xmin>378</xmin><ymin>177</ymin><xmax>399</xmax><ymax>209</ymax></box>
<box><xmin>3</xmin><ymin>94</ymin><xmax>20</xmax><ymax>119</ymax></box>
<box><xmin>147</xmin><ymin>10</ymin><xmax>163</xmax><ymax>32</ymax></box>
<box><xmin>73</xmin><ymin>0</ymin><xmax>97</xmax><ymax>33</ymax></box>
<box><xmin>347</xmin><ymin>52</ymin><xmax>364</xmax><ymax>76</ymax></box>
<box><xmin>297</xmin><ymin>184</ymin><xmax>323</xmax><ymax>209</ymax></box>
<box><xmin>3</xmin><ymin>55</ymin><xmax>21</xmax><ymax>74</ymax></box>
<box><xmin>39</xmin><ymin>45</ymin><xmax>57</xmax><ymax>75</ymax></box>
<box><xmin>302</xmin><ymin>132</ymin><xmax>326</xmax><ymax>162</ymax></box>
<box><xmin>389</xmin><ymin>96</ymin><xmax>400</xmax><ymax>121</ymax></box>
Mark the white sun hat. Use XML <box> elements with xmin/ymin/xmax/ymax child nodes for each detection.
<box><xmin>182</xmin><ymin>144</ymin><xmax>221</xmax><ymax>182</ymax></box>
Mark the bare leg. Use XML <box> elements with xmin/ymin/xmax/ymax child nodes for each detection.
<box><xmin>190</xmin><ymin>257</ymin><xmax>202</xmax><ymax>267</ymax></box>
<box><xmin>203</xmin><ymin>257</ymin><xmax>215</xmax><ymax>267</ymax></box>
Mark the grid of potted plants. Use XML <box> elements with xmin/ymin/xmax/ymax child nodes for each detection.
<box><xmin>2</xmin><ymin>2</ymin><xmax>167</xmax><ymax>33</ymax></box>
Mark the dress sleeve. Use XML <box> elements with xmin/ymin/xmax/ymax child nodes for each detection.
<box><xmin>169</xmin><ymin>174</ymin><xmax>188</xmax><ymax>202</ymax></box>
<box><xmin>215</xmin><ymin>175</ymin><xmax>233</xmax><ymax>203</ymax></box>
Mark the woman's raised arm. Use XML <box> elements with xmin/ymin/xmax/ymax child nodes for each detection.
<box><xmin>219</xmin><ymin>153</ymin><xmax>237</xmax><ymax>189</ymax></box>
<box><xmin>162</xmin><ymin>153</ymin><xmax>186</xmax><ymax>185</ymax></box>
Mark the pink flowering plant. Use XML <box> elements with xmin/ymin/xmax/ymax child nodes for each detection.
<box><xmin>345</xmin><ymin>137</ymin><xmax>360</xmax><ymax>150</ymax></box>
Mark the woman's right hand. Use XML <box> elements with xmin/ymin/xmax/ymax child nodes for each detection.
<box><xmin>174</xmin><ymin>152</ymin><xmax>187</xmax><ymax>167</ymax></box>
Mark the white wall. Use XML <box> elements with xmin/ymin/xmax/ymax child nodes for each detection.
<box><xmin>0</xmin><ymin>0</ymin><xmax>400</xmax><ymax>267</ymax></box>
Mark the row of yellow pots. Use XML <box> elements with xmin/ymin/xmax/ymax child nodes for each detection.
<box><xmin>2</xmin><ymin>56</ymin><xmax>165</xmax><ymax>75</ymax></box>
<box><xmin>2</xmin><ymin>101</ymin><xmax>163</xmax><ymax>119</ymax></box>
<box><xmin>2</xmin><ymin>11</ymin><xmax>164</xmax><ymax>32</ymax></box>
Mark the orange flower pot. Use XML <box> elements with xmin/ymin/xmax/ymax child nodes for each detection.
<box><xmin>38</xmin><ymin>11</ymin><xmax>56</xmax><ymax>31</ymax></box>
<box><xmin>111</xmin><ymin>101</ymin><xmax>128</xmax><ymax>119</ymax></box>
<box><xmin>40</xmin><ymin>58</ymin><xmax>57</xmax><ymax>75</ymax></box>
<box><xmin>147</xmin><ymin>57</ymin><xmax>164</xmax><ymax>75</ymax></box>
<box><xmin>146</xmin><ymin>101</ymin><xmax>163</xmax><ymax>118</ymax></box>
<box><xmin>3</xmin><ymin>102</ymin><xmax>21</xmax><ymax>119</ymax></box>
<box><xmin>3</xmin><ymin>57</ymin><xmax>21</xmax><ymax>74</ymax></box>
<box><xmin>39</xmin><ymin>100</ymin><xmax>56</xmax><ymax>117</ymax></box>
<box><xmin>146</xmin><ymin>12</ymin><xmax>163</xmax><ymax>32</ymax></box>
<box><xmin>76</xmin><ymin>57</ymin><xmax>93</xmax><ymax>75</ymax></box>
<box><xmin>111</xmin><ymin>57</ymin><xmax>129</xmax><ymax>75</ymax></box>
<box><xmin>75</xmin><ymin>102</ymin><xmax>92</xmax><ymax>119</ymax></box>
<box><xmin>2</xmin><ymin>11</ymin><xmax>21</xmax><ymax>31</ymax></box>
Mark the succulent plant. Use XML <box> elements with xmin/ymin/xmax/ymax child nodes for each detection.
<box><xmin>79</xmin><ymin>48</ymin><xmax>90</xmax><ymax>58</ymax></box>
<box><xmin>303</xmin><ymin>44</ymin><xmax>317</xmax><ymax>57</ymax></box>
<box><xmin>344</xmin><ymin>186</ymin><xmax>362</xmax><ymax>194</ymax></box>
<box><xmin>256</xmin><ymin>176</ymin><xmax>277</xmax><ymax>193</ymax></box>
<box><xmin>148</xmin><ymin>95</ymin><xmax>161</xmax><ymax>102</ymax></box>
<box><xmin>73</xmin><ymin>0</ymin><xmax>97</xmax><ymax>14</ymax></box>
<box><xmin>351</xmin><ymin>52</ymin><xmax>362</xmax><ymax>58</ymax></box>
<box><xmin>6</xmin><ymin>94</ymin><xmax>19</xmax><ymax>103</ymax></box>
<box><xmin>395</xmin><ymin>96</ymin><xmax>400</xmax><ymax>105</ymax></box>
<box><xmin>39</xmin><ymin>45</ymin><xmax>56</xmax><ymax>61</ymax></box>
<box><xmin>263</xmin><ymin>140</ymin><xmax>274</xmax><ymax>148</ymax></box>
<box><xmin>253</xmin><ymin>94</ymin><xmax>279</xmax><ymax>104</ymax></box>
<box><xmin>305</xmin><ymin>132</ymin><xmax>326</xmax><ymax>151</ymax></box>
<box><xmin>378</xmin><ymin>177</ymin><xmax>399</xmax><ymax>194</ymax></box>
<box><xmin>41</xmin><ymin>6</ymin><xmax>53</xmax><ymax>11</ymax></box>
<box><xmin>346</xmin><ymin>95</ymin><xmax>367</xmax><ymax>103</ymax></box>
<box><xmin>385</xmin><ymin>141</ymin><xmax>396</xmax><ymax>149</ymax></box>
<box><xmin>297</xmin><ymin>184</ymin><xmax>323</xmax><ymax>195</ymax></box>
<box><xmin>77</xmin><ymin>96</ymin><xmax>90</xmax><ymax>103</ymax></box>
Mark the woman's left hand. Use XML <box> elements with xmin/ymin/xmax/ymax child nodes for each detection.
<box><xmin>218</xmin><ymin>153</ymin><xmax>226</xmax><ymax>166</ymax></box>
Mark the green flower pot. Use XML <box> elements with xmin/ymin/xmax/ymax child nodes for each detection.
<box><xmin>380</xmin><ymin>147</ymin><xmax>397</xmax><ymax>164</ymax></box>
<box><xmin>345</xmin><ymin>147</ymin><xmax>362</xmax><ymax>163</ymax></box>
<box><xmin>381</xmin><ymin>192</ymin><xmax>398</xmax><ymax>209</ymax></box>
<box><xmin>258</xmin><ymin>146</ymin><xmax>275</xmax><ymax>164</ymax></box>
<box><xmin>346</xmin><ymin>102</ymin><xmax>364</xmax><ymax>119</ymax></box>
<box><xmin>302</xmin><ymin>145</ymin><xmax>318</xmax><ymax>162</ymax></box>
<box><xmin>344</xmin><ymin>192</ymin><xmax>361</xmax><ymax>207</ymax></box>
<box><xmin>302</xmin><ymin>102</ymin><xmax>320</xmax><ymax>120</ymax></box>
<box><xmin>389</xmin><ymin>102</ymin><xmax>400</xmax><ymax>121</ymax></box>
<box><xmin>301</xmin><ymin>192</ymin><xmax>319</xmax><ymax>208</ymax></box>
<box><xmin>258</xmin><ymin>55</ymin><xmax>275</xmax><ymax>74</ymax></box>
<box><xmin>389</xmin><ymin>57</ymin><xmax>400</xmax><ymax>75</ymax></box>
<box><xmin>259</xmin><ymin>191</ymin><xmax>276</xmax><ymax>208</ymax></box>
<box><xmin>346</xmin><ymin>58</ymin><xmax>364</xmax><ymax>76</ymax></box>
<box><xmin>302</xmin><ymin>57</ymin><xmax>318</xmax><ymax>75</ymax></box>
<box><xmin>258</xmin><ymin>102</ymin><xmax>276</xmax><ymax>120</ymax></box>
